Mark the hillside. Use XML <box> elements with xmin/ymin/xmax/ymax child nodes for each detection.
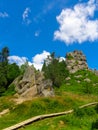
<box><xmin>0</xmin><ymin>50</ymin><xmax>98</xmax><ymax>130</ymax></box>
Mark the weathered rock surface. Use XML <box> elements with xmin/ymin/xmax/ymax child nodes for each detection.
<box><xmin>66</xmin><ymin>50</ymin><xmax>88</xmax><ymax>73</ymax></box>
<box><xmin>84</xmin><ymin>78</ymin><xmax>91</xmax><ymax>82</ymax></box>
<box><xmin>93</xmin><ymin>69</ymin><xmax>98</xmax><ymax>76</ymax></box>
<box><xmin>13</xmin><ymin>66</ymin><xmax>54</xmax><ymax>98</ymax></box>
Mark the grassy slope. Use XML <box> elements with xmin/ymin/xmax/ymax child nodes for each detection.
<box><xmin>0</xmin><ymin>70</ymin><xmax>98</xmax><ymax>130</ymax></box>
<box><xmin>20</xmin><ymin>110</ymin><xmax>98</xmax><ymax>130</ymax></box>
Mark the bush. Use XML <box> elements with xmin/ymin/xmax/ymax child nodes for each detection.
<box><xmin>95</xmin><ymin>104</ymin><xmax>98</xmax><ymax>113</ymax></box>
<box><xmin>2</xmin><ymin>84</ymin><xmax>16</xmax><ymax>96</ymax></box>
<box><xmin>92</xmin><ymin>119</ymin><xmax>98</xmax><ymax>130</ymax></box>
<box><xmin>82</xmin><ymin>83</ymin><xmax>94</xmax><ymax>94</ymax></box>
<box><xmin>74</xmin><ymin>108</ymin><xmax>85</xmax><ymax>118</ymax></box>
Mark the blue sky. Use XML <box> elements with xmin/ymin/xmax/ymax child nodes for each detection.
<box><xmin>0</xmin><ymin>0</ymin><xmax>98</xmax><ymax>70</ymax></box>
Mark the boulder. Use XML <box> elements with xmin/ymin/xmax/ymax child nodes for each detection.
<box><xmin>13</xmin><ymin>66</ymin><xmax>54</xmax><ymax>98</ymax></box>
<box><xmin>84</xmin><ymin>78</ymin><xmax>91</xmax><ymax>82</ymax></box>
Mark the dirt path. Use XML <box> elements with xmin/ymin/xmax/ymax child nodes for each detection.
<box><xmin>0</xmin><ymin>109</ymin><xmax>9</xmax><ymax>117</ymax></box>
<box><xmin>3</xmin><ymin>102</ymin><xmax>98</xmax><ymax>130</ymax></box>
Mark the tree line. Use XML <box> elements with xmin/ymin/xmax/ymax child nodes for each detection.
<box><xmin>0</xmin><ymin>47</ymin><xmax>69</xmax><ymax>96</ymax></box>
<box><xmin>0</xmin><ymin>47</ymin><xmax>20</xmax><ymax>96</ymax></box>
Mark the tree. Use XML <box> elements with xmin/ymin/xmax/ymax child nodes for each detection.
<box><xmin>0</xmin><ymin>47</ymin><xmax>21</xmax><ymax>96</ymax></box>
<box><xmin>7</xmin><ymin>63</ymin><xmax>20</xmax><ymax>85</ymax></box>
<box><xmin>1</xmin><ymin>47</ymin><xmax>9</xmax><ymax>63</ymax></box>
<box><xmin>42</xmin><ymin>52</ymin><xmax>69</xmax><ymax>87</ymax></box>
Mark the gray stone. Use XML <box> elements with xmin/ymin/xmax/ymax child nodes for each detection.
<box><xmin>13</xmin><ymin>66</ymin><xmax>54</xmax><ymax>98</ymax></box>
<box><xmin>84</xmin><ymin>78</ymin><xmax>91</xmax><ymax>82</ymax></box>
<box><xmin>74</xmin><ymin>75</ymin><xmax>82</xmax><ymax>78</ymax></box>
<box><xmin>66</xmin><ymin>77</ymin><xmax>71</xmax><ymax>81</ymax></box>
<box><xmin>66</xmin><ymin>50</ymin><xmax>88</xmax><ymax>73</ymax></box>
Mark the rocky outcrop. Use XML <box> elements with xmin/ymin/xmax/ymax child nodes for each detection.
<box><xmin>93</xmin><ymin>69</ymin><xmax>98</xmax><ymax>76</ymax></box>
<box><xmin>66</xmin><ymin>50</ymin><xmax>88</xmax><ymax>73</ymax></box>
<box><xmin>13</xmin><ymin>66</ymin><xmax>54</xmax><ymax>98</ymax></box>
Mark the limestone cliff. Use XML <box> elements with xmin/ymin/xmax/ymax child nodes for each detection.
<box><xmin>66</xmin><ymin>50</ymin><xmax>88</xmax><ymax>73</ymax></box>
<box><xmin>13</xmin><ymin>66</ymin><xmax>54</xmax><ymax>98</ymax></box>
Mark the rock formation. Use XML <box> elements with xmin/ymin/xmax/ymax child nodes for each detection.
<box><xmin>66</xmin><ymin>50</ymin><xmax>88</xmax><ymax>73</ymax></box>
<box><xmin>13</xmin><ymin>66</ymin><xmax>54</xmax><ymax>98</ymax></box>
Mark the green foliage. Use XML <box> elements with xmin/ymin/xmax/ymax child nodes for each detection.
<box><xmin>0</xmin><ymin>96</ymin><xmax>15</xmax><ymax>112</ymax></box>
<box><xmin>0</xmin><ymin>63</ymin><xmax>20</xmax><ymax>96</ymax></box>
<box><xmin>95</xmin><ymin>104</ymin><xmax>98</xmax><ymax>113</ymax></box>
<box><xmin>67</xmin><ymin>54</ymin><xmax>74</xmax><ymax>60</ymax></box>
<box><xmin>0</xmin><ymin>47</ymin><xmax>21</xmax><ymax>96</ymax></box>
<box><xmin>7</xmin><ymin>63</ymin><xmax>20</xmax><ymax>84</ymax></box>
<box><xmin>59</xmin><ymin>69</ymin><xmax>98</xmax><ymax>95</ymax></box>
<box><xmin>42</xmin><ymin>52</ymin><xmax>69</xmax><ymax>87</ymax></box>
<box><xmin>19</xmin><ymin>107</ymin><xmax>98</xmax><ymax>130</ymax></box>
<box><xmin>0</xmin><ymin>47</ymin><xmax>9</xmax><ymax>63</ymax></box>
<box><xmin>74</xmin><ymin>107</ymin><xmax>96</xmax><ymax>119</ymax></box>
<box><xmin>74</xmin><ymin>108</ymin><xmax>86</xmax><ymax>118</ymax></box>
<box><xmin>0</xmin><ymin>85</ymin><xmax>97</xmax><ymax>129</ymax></box>
<box><xmin>0</xmin><ymin>64</ymin><xmax>8</xmax><ymax>95</ymax></box>
<box><xmin>2</xmin><ymin>84</ymin><xmax>16</xmax><ymax>96</ymax></box>
<box><xmin>20</xmin><ymin>61</ymin><xmax>29</xmax><ymax>74</ymax></box>
<box><xmin>82</xmin><ymin>82</ymin><xmax>94</xmax><ymax>94</ymax></box>
<box><xmin>92</xmin><ymin>119</ymin><xmax>98</xmax><ymax>130</ymax></box>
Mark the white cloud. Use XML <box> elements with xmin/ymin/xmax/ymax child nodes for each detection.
<box><xmin>54</xmin><ymin>0</ymin><xmax>98</xmax><ymax>45</ymax></box>
<box><xmin>32</xmin><ymin>51</ymin><xmax>50</xmax><ymax>70</ymax></box>
<box><xmin>8</xmin><ymin>51</ymin><xmax>66</xmax><ymax>70</ymax></box>
<box><xmin>8</xmin><ymin>51</ymin><xmax>50</xmax><ymax>70</ymax></box>
<box><xmin>0</xmin><ymin>12</ymin><xmax>9</xmax><ymax>18</ymax></box>
<box><xmin>8</xmin><ymin>56</ymin><xmax>29</xmax><ymax>66</ymax></box>
<box><xmin>59</xmin><ymin>57</ymin><xmax>66</xmax><ymax>62</ymax></box>
<box><xmin>22</xmin><ymin>7</ymin><xmax>31</xmax><ymax>25</ymax></box>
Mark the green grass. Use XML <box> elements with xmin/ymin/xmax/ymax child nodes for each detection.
<box><xmin>0</xmin><ymin>91</ymin><xmax>97</xmax><ymax>130</ymax></box>
<box><xmin>58</xmin><ymin>70</ymin><xmax>98</xmax><ymax>95</ymax></box>
<box><xmin>2</xmin><ymin>84</ymin><xmax>16</xmax><ymax>96</ymax></box>
<box><xmin>19</xmin><ymin>106</ymin><xmax>98</xmax><ymax>130</ymax></box>
<box><xmin>0</xmin><ymin>69</ymin><xmax>98</xmax><ymax>129</ymax></box>
<box><xmin>0</xmin><ymin>96</ymin><xmax>15</xmax><ymax>112</ymax></box>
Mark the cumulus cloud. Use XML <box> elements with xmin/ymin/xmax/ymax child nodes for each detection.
<box><xmin>0</xmin><ymin>12</ymin><xmax>9</xmax><ymax>18</ymax></box>
<box><xmin>54</xmin><ymin>0</ymin><xmax>98</xmax><ymax>45</ymax></box>
<box><xmin>59</xmin><ymin>57</ymin><xmax>66</xmax><ymax>62</ymax></box>
<box><xmin>8</xmin><ymin>51</ymin><xmax>50</xmax><ymax>70</ymax></box>
<box><xmin>22</xmin><ymin>7</ymin><xmax>31</xmax><ymax>25</ymax></box>
<box><xmin>32</xmin><ymin>51</ymin><xmax>50</xmax><ymax>70</ymax></box>
<box><xmin>8</xmin><ymin>51</ymin><xmax>66</xmax><ymax>70</ymax></box>
<box><xmin>8</xmin><ymin>56</ymin><xmax>29</xmax><ymax>66</ymax></box>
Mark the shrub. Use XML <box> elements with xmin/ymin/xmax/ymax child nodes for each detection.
<box><xmin>2</xmin><ymin>84</ymin><xmax>16</xmax><ymax>96</ymax></box>
<box><xmin>95</xmin><ymin>104</ymin><xmax>98</xmax><ymax>113</ymax></box>
<box><xmin>82</xmin><ymin>83</ymin><xmax>94</xmax><ymax>94</ymax></box>
<box><xmin>74</xmin><ymin>108</ymin><xmax>85</xmax><ymax>118</ymax></box>
<box><xmin>92</xmin><ymin>119</ymin><xmax>98</xmax><ymax>130</ymax></box>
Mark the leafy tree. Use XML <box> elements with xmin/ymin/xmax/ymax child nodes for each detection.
<box><xmin>1</xmin><ymin>47</ymin><xmax>9</xmax><ymax>63</ymax></box>
<box><xmin>20</xmin><ymin>61</ymin><xmax>30</xmax><ymax>74</ymax></box>
<box><xmin>7</xmin><ymin>63</ymin><xmax>20</xmax><ymax>84</ymax></box>
<box><xmin>42</xmin><ymin>52</ymin><xmax>69</xmax><ymax>87</ymax></box>
<box><xmin>0</xmin><ymin>47</ymin><xmax>21</xmax><ymax>96</ymax></box>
